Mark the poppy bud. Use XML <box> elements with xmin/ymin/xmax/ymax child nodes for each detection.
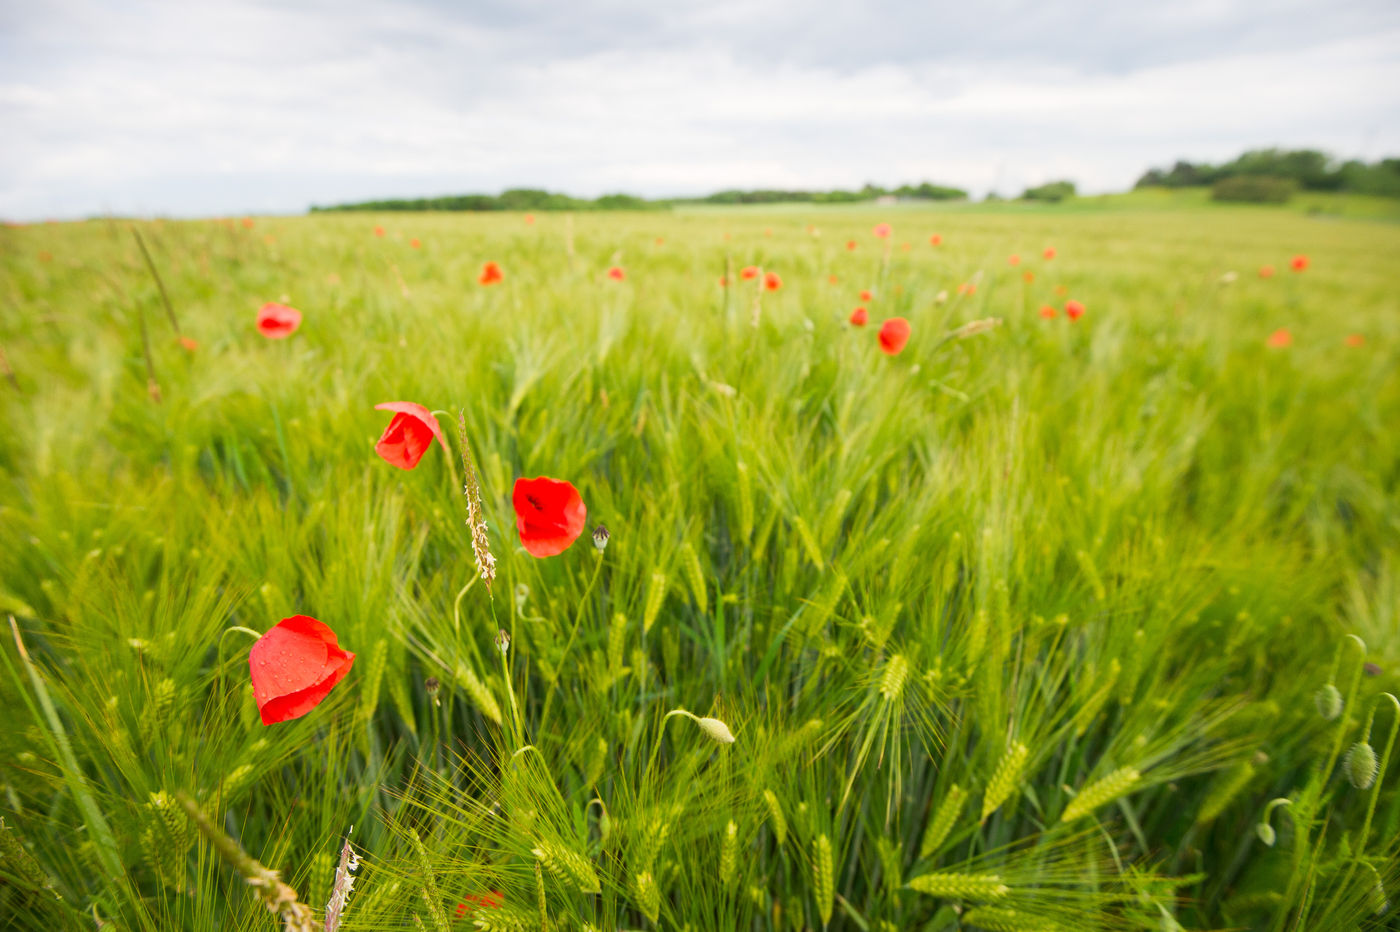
<box><xmin>425</xmin><ymin>676</ymin><xmax>441</xmax><ymax>707</ymax></box>
<box><xmin>1255</xmin><ymin>823</ymin><xmax>1276</xmax><ymax>846</ymax></box>
<box><xmin>1314</xmin><ymin>683</ymin><xmax>1343</xmax><ymax>721</ymax></box>
<box><xmin>593</xmin><ymin>523</ymin><xmax>610</xmax><ymax>553</ymax></box>
<box><xmin>698</xmin><ymin>717</ymin><xmax>735</xmax><ymax>744</ymax></box>
<box><xmin>495</xmin><ymin>629</ymin><xmax>510</xmax><ymax>656</ymax></box>
<box><xmin>1345</xmin><ymin>742</ymin><xmax>1378</xmax><ymax>790</ymax></box>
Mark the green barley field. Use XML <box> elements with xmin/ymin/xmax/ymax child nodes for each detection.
<box><xmin>1</xmin><ymin>198</ymin><xmax>1398</xmax><ymax>931</ymax></box>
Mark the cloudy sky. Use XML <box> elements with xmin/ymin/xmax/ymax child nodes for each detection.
<box><xmin>3</xmin><ymin>0</ymin><xmax>1398</xmax><ymax>219</ymax></box>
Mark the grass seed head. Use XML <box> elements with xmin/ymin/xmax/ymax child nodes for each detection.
<box><xmin>643</xmin><ymin>572</ymin><xmax>668</xmax><ymax>635</ymax></box>
<box><xmin>920</xmin><ymin>784</ymin><xmax>966</xmax><ymax>858</ymax></box>
<box><xmin>961</xmin><ymin>906</ymin><xmax>1063</xmax><ymax>931</ymax></box>
<box><xmin>631</xmin><ymin>869</ymin><xmax>661</xmax><ymax>922</ymax></box>
<box><xmin>456</xmin><ymin>413</ymin><xmax>496</xmax><ymax>591</ymax></box>
<box><xmin>880</xmin><ymin>654</ymin><xmax>910</xmax><ymax>702</ymax></box>
<box><xmin>813</xmin><ymin>834</ymin><xmax>834</xmax><ymax>927</ymax></box>
<box><xmin>907</xmin><ymin>871</ymin><xmax>1011</xmax><ymax>902</ymax></box>
<box><xmin>982</xmin><ymin>741</ymin><xmax>1030</xmax><ymax>821</ymax></box>
<box><xmin>1060</xmin><ymin>767</ymin><xmax>1142</xmax><ymax>823</ymax></box>
<box><xmin>719</xmin><ymin>820</ymin><xmax>738</xmax><ymax>887</ymax></box>
<box><xmin>763</xmin><ymin>789</ymin><xmax>787</xmax><ymax>846</ymax></box>
<box><xmin>532</xmin><ymin>839</ymin><xmax>601</xmax><ymax>894</ymax></box>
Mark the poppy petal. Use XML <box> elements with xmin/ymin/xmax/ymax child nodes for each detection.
<box><xmin>249</xmin><ymin>615</ymin><xmax>355</xmax><ymax>725</ymax></box>
<box><xmin>512</xmin><ymin>477</ymin><xmax>587</xmax><ymax>557</ymax></box>
<box><xmin>374</xmin><ymin>402</ymin><xmax>446</xmax><ymax>446</ymax></box>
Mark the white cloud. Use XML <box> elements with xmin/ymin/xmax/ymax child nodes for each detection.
<box><xmin>2</xmin><ymin>0</ymin><xmax>1398</xmax><ymax>217</ymax></box>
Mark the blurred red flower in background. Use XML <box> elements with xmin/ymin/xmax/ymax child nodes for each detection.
<box><xmin>878</xmin><ymin>318</ymin><xmax>910</xmax><ymax>355</ymax></box>
<box><xmin>256</xmin><ymin>303</ymin><xmax>302</xmax><ymax>339</ymax></box>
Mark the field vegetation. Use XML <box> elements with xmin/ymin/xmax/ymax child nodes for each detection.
<box><xmin>1</xmin><ymin>201</ymin><xmax>1397</xmax><ymax>930</ymax></box>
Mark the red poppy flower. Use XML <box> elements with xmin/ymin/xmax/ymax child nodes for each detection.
<box><xmin>1258</xmin><ymin>265</ymin><xmax>1275</xmax><ymax>279</ymax></box>
<box><xmin>1054</xmin><ymin>284</ymin><xmax>1068</xmax><ymax>296</ymax></box>
<box><xmin>764</xmin><ymin>228</ymin><xmax>772</xmax><ymax>236</ymax></box>
<box><xmin>1065</xmin><ymin>300</ymin><xmax>1085</xmax><ymax>321</ymax></box>
<box><xmin>1008</xmin><ymin>255</ymin><xmax>1020</xmax><ymax>266</ymax></box>
<box><xmin>456</xmin><ymin>891</ymin><xmax>504</xmax><ymax>916</ymax></box>
<box><xmin>1345</xmin><ymin>333</ymin><xmax>1365</xmax><ymax>347</ymax></box>
<box><xmin>872</xmin><ymin>223</ymin><xmax>892</xmax><ymax>238</ymax></box>
<box><xmin>849</xmin><ymin>306</ymin><xmax>868</xmax><ymax>326</ymax></box>
<box><xmin>859</xmin><ymin>289</ymin><xmax>872</xmax><ymax>302</ymax></box>
<box><xmin>1290</xmin><ymin>255</ymin><xmax>1309</xmax><ymax>272</ymax></box>
<box><xmin>655</xmin><ymin>237</ymin><xmax>665</xmax><ymax>246</ymax></box>
<box><xmin>846</xmin><ymin>240</ymin><xmax>857</xmax><ymax>251</ymax></box>
<box><xmin>1038</xmin><ymin>305</ymin><xmax>1057</xmax><ymax>319</ymax></box>
<box><xmin>256</xmin><ymin>302</ymin><xmax>302</xmax><ymax>339</ymax></box>
<box><xmin>524</xmin><ymin>214</ymin><xmax>535</xmax><ymax>225</ymax></box>
<box><xmin>1023</xmin><ymin>271</ymin><xmax>1035</xmax><ymax>283</ymax></box>
<box><xmin>410</xmin><ymin>238</ymin><xmax>421</xmax><ymax>249</ymax></box>
<box><xmin>249</xmin><ymin>615</ymin><xmax>355</xmax><ymax>725</ymax></box>
<box><xmin>241</xmin><ymin>218</ymin><xmax>254</xmax><ymax>229</ymax></box>
<box><xmin>479</xmin><ymin>261</ymin><xmax>504</xmax><ymax>285</ymax></box>
<box><xmin>764</xmin><ymin>271</ymin><xmax>782</xmax><ymax>291</ymax></box>
<box><xmin>178</xmin><ymin>335</ymin><xmax>199</xmax><ymax>352</ymax></box>
<box><xmin>374</xmin><ymin>402</ymin><xmax>447</xmax><ymax>470</ymax></box>
<box><xmin>607</xmin><ymin>266</ymin><xmax>626</xmax><ymax>281</ymax></box>
<box><xmin>828</xmin><ymin>274</ymin><xmax>839</xmax><ymax>285</ymax></box>
<box><xmin>878</xmin><ymin>318</ymin><xmax>910</xmax><ymax>355</ymax></box>
<box><xmin>38</xmin><ymin>250</ymin><xmax>53</xmax><ymax>263</ymax></box>
<box><xmin>373</xmin><ymin>226</ymin><xmax>385</xmax><ymax>237</ymax></box>
<box><xmin>1042</xmin><ymin>247</ymin><xmax>1055</xmax><ymax>260</ymax></box>
<box><xmin>957</xmin><ymin>283</ymin><xmax>976</xmax><ymax>297</ymax></box>
<box><xmin>740</xmin><ymin>266</ymin><xmax>759</xmax><ymax>280</ymax></box>
<box><xmin>719</xmin><ymin>276</ymin><xmax>728</xmax><ymax>287</ymax></box>
<box><xmin>901</xmin><ymin>242</ymin><xmax>911</xmax><ymax>251</ymax></box>
<box><xmin>930</xmin><ymin>234</ymin><xmax>942</xmax><ymax>246</ymax></box>
<box><xmin>513</xmin><ymin>477</ymin><xmax>587</xmax><ymax>557</ymax></box>
<box><xmin>1267</xmin><ymin>328</ymin><xmax>1292</xmax><ymax>348</ymax></box>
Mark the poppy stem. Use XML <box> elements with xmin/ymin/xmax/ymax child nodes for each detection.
<box><xmin>539</xmin><ymin>553</ymin><xmax>605</xmax><ymax>732</ymax></box>
<box><xmin>131</xmin><ymin>226</ymin><xmax>183</xmax><ymax>337</ymax></box>
<box><xmin>218</xmin><ymin>625</ymin><xmax>263</xmax><ymax>658</ymax></box>
<box><xmin>0</xmin><ymin>341</ymin><xmax>20</xmax><ymax>392</ymax></box>
<box><xmin>428</xmin><ymin>409</ymin><xmax>462</xmax><ymax>495</ymax></box>
<box><xmin>134</xmin><ymin>296</ymin><xmax>161</xmax><ymax>403</ymax></box>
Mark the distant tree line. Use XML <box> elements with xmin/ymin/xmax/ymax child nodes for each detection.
<box><xmin>691</xmin><ymin>182</ymin><xmax>967</xmax><ymax>205</ymax></box>
<box><xmin>1135</xmin><ymin>149</ymin><xmax>1400</xmax><ymax>200</ymax></box>
<box><xmin>311</xmin><ymin>181</ymin><xmax>968</xmax><ymax>212</ymax></box>
<box><xmin>1021</xmin><ymin>180</ymin><xmax>1076</xmax><ymax>202</ymax></box>
<box><xmin>310</xmin><ymin>188</ymin><xmax>657</xmax><ymax>213</ymax></box>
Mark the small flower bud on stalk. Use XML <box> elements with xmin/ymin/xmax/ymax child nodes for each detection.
<box><xmin>1314</xmin><ymin>683</ymin><xmax>1343</xmax><ymax>721</ymax></box>
<box><xmin>592</xmin><ymin>523</ymin><xmax>610</xmax><ymax>553</ymax></box>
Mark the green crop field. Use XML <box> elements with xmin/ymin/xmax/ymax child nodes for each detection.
<box><xmin>1</xmin><ymin>201</ymin><xmax>1398</xmax><ymax>931</ymax></box>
